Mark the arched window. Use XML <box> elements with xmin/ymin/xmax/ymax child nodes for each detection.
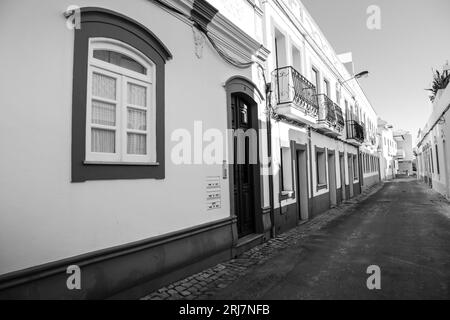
<box><xmin>71</xmin><ymin>8</ymin><xmax>172</xmax><ymax>182</ymax></box>
<box><xmin>85</xmin><ymin>38</ymin><xmax>156</xmax><ymax>164</ymax></box>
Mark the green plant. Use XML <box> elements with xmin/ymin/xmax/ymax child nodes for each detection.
<box><xmin>426</xmin><ymin>69</ymin><xmax>450</xmax><ymax>102</ymax></box>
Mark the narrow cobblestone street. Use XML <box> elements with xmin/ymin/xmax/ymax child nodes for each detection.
<box><xmin>142</xmin><ymin>178</ymin><xmax>450</xmax><ymax>300</ymax></box>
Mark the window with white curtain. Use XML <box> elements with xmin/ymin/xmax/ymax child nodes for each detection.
<box><xmin>316</xmin><ymin>148</ymin><xmax>327</xmax><ymax>187</ymax></box>
<box><xmin>85</xmin><ymin>38</ymin><xmax>156</xmax><ymax>164</ymax></box>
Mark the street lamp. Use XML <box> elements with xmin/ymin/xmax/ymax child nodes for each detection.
<box><xmin>341</xmin><ymin>71</ymin><xmax>369</xmax><ymax>85</ymax></box>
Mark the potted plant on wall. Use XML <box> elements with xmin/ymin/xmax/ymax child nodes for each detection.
<box><xmin>426</xmin><ymin>69</ymin><xmax>450</xmax><ymax>102</ymax></box>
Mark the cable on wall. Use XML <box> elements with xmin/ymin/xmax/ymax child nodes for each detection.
<box><xmin>150</xmin><ymin>0</ymin><xmax>258</xmax><ymax>71</ymax></box>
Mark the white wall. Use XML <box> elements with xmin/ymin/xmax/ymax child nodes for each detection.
<box><xmin>207</xmin><ymin>0</ymin><xmax>264</xmax><ymax>43</ymax></box>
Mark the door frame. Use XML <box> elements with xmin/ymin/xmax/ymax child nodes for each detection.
<box><xmin>348</xmin><ymin>154</ymin><xmax>354</xmax><ymax>198</ymax></box>
<box><xmin>327</xmin><ymin>149</ymin><xmax>337</xmax><ymax>207</ymax></box>
<box><xmin>294</xmin><ymin>143</ymin><xmax>309</xmax><ymax>221</ymax></box>
<box><xmin>339</xmin><ymin>152</ymin><xmax>346</xmax><ymax>201</ymax></box>
<box><xmin>443</xmin><ymin>140</ymin><xmax>450</xmax><ymax>198</ymax></box>
<box><xmin>225</xmin><ymin>76</ymin><xmax>264</xmax><ymax>239</ymax></box>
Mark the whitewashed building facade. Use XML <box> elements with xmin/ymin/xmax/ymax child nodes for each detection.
<box><xmin>0</xmin><ymin>0</ymin><xmax>381</xmax><ymax>299</ymax></box>
<box><xmin>416</xmin><ymin>84</ymin><xmax>450</xmax><ymax>199</ymax></box>
<box><xmin>377</xmin><ymin>118</ymin><xmax>398</xmax><ymax>180</ymax></box>
<box><xmin>263</xmin><ymin>0</ymin><xmax>380</xmax><ymax>234</ymax></box>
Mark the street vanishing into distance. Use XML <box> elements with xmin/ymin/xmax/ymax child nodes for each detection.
<box><xmin>210</xmin><ymin>178</ymin><xmax>450</xmax><ymax>300</ymax></box>
<box><xmin>144</xmin><ymin>178</ymin><xmax>450</xmax><ymax>300</ymax></box>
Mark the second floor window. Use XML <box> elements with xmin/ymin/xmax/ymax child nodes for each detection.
<box><xmin>312</xmin><ymin>68</ymin><xmax>319</xmax><ymax>92</ymax></box>
<box><xmin>323</xmin><ymin>78</ymin><xmax>330</xmax><ymax>96</ymax></box>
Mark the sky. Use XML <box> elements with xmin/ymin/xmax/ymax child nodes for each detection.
<box><xmin>301</xmin><ymin>0</ymin><xmax>450</xmax><ymax>139</ymax></box>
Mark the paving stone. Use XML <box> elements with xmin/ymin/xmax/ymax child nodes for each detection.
<box><xmin>189</xmin><ymin>287</ymin><xmax>199</xmax><ymax>293</ymax></box>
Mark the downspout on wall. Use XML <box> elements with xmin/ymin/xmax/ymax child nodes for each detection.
<box><xmin>265</xmin><ymin>83</ymin><xmax>276</xmax><ymax>238</ymax></box>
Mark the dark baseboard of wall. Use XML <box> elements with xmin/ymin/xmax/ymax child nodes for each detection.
<box><xmin>336</xmin><ymin>187</ymin><xmax>342</xmax><ymax>204</ymax></box>
<box><xmin>345</xmin><ymin>185</ymin><xmax>350</xmax><ymax>200</ymax></box>
<box><xmin>0</xmin><ymin>217</ymin><xmax>236</xmax><ymax>300</ymax></box>
<box><xmin>274</xmin><ymin>202</ymin><xmax>298</xmax><ymax>235</ymax></box>
<box><xmin>311</xmin><ymin>192</ymin><xmax>330</xmax><ymax>217</ymax></box>
<box><xmin>362</xmin><ymin>175</ymin><xmax>380</xmax><ymax>191</ymax></box>
<box><xmin>353</xmin><ymin>182</ymin><xmax>361</xmax><ymax>195</ymax></box>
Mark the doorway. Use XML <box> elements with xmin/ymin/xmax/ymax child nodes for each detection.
<box><xmin>328</xmin><ymin>150</ymin><xmax>337</xmax><ymax>207</ymax></box>
<box><xmin>443</xmin><ymin>141</ymin><xmax>450</xmax><ymax>198</ymax></box>
<box><xmin>231</xmin><ymin>94</ymin><xmax>257</xmax><ymax>238</ymax></box>
<box><xmin>295</xmin><ymin>145</ymin><xmax>309</xmax><ymax>221</ymax></box>
<box><xmin>339</xmin><ymin>153</ymin><xmax>346</xmax><ymax>201</ymax></box>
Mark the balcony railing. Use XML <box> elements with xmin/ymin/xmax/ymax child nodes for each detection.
<box><xmin>317</xmin><ymin>94</ymin><xmax>336</xmax><ymax>126</ymax></box>
<box><xmin>334</xmin><ymin>103</ymin><xmax>345</xmax><ymax>131</ymax></box>
<box><xmin>272</xmin><ymin>66</ymin><xmax>319</xmax><ymax>116</ymax></box>
<box><xmin>346</xmin><ymin>120</ymin><xmax>365</xmax><ymax>143</ymax></box>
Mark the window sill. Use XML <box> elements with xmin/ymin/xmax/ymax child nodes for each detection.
<box><xmin>84</xmin><ymin>161</ymin><xmax>160</xmax><ymax>166</ymax></box>
<box><xmin>317</xmin><ymin>184</ymin><xmax>327</xmax><ymax>191</ymax></box>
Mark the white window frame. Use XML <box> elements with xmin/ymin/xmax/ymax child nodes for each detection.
<box><xmin>85</xmin><ymin>38</ymin><xmax>156</xmax><ymax>164</ymax></box>
<box><xmin>281</xmin><ymin>147</ymin><xmax>293</xmax><ymax>192</ymax></box>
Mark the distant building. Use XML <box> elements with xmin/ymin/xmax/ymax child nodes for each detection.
<box><xmin>393</xmin><ymin>130</ymin><xmax>414</xmax><ymax>176</ymax></box>
<box><xmin>377</xmin><ymin>119</ymin><xmax>398</xmax><ymax>180</ymax></box>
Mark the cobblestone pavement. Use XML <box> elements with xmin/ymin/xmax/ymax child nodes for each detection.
<box><xmin>141</xmin><ymin>182</ymin><xmax>385</xmax><ymax>300</ymax></box>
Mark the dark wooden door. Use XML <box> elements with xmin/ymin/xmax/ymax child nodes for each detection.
<box><xmin>232</xmin><ymin>95</ymin><xmax>256</xmax><ymax>238</ymax></box>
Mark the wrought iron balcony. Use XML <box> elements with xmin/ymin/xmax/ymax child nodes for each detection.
<box><xmin>272</xmin><ymin>66</ymin><xmax>319</xmax><ymax>122</ymax></box>
<box><xmin>334</xmin><ymin>103</ymin><xmax>345</xmax><ymax>132</ymax></box>
<box><xmin>315</xmin><ymin>94</ymin><xmax>343</xmax><ymax>136</ymax></box>
<box><xmin>317</xmin><ymin>94</ymin><xmax>336</xmax><ymax>126</ymax></box>
<box><xmin>360</xmin><ymin>122</ymin><xmax>370</xmax><ymax>144</ymax></box>
<box><xmin>346</xmin><ymin>120</ymin><xmax>365</xmax><ymax>145</ymax></box>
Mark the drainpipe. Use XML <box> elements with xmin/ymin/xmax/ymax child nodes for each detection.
<box><xmin>266</xmin><ymin>85</ymin><xmax>275</xmax><ymax>238</ymax></box>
